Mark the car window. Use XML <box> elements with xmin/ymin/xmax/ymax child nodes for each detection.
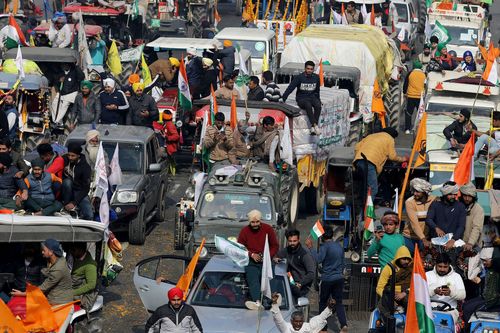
<box><xmin>426</xmin><ymin>103</ymin><xmax>492</xmax><ymax>117</ymax></box>
<box><xmin>147</xmin><ymin>140</ymin><xmax>157</xmax><ymax>165</ymax></box>
<box><xmin>191</xmin><ymin>272</ymin><xmax>289</xmax><ymax>309</ymax></box>
<box><xmin>198</xmin><ymin>192</ymin><xmax>273</xmax><ymax>221</ymax></box>
<box><xmin>138</xmin><ymin>257</ymin><xmax>187</xmax><ymax>283</ymax></box>
<box><xmin>230</xmin><ymin>40</ymin><xmax>266</xmax><ymax>58</ymax></box>
<box><xmin>394</xmin><ymin>3</ymin><xmax>409</xmax><ymax>23</ymax></box>
<box><xmin>102</xmin><ymin>142</ymin><xmax>144</xmax><ymax>173</ymax></box>
<box><xmin>138</xmin><ymin>257</ymin><xmax>159</xmax><ymax>280</ymax></box>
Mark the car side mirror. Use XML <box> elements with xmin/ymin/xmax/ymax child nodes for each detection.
<box><xmin>297</xmin><ymin>297</ymin><xmax>309</xmax><ymax>307</ymax></box>
<box><xmin>149</xmin><ymin>163</ymin><xmax>162</xmax><ymax>172</ymax></box>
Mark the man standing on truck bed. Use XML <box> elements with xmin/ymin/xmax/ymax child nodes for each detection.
<box><xmin>282</xmin><ymin>61</ymin><xmax>322</xmax><ymax>135</ymax></box>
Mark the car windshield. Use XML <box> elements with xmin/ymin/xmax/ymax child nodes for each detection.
<box><xmin>198</xmin><ymin>193</ymin><xmax>273</xmax><ymax>221</ymax></box>
<box><xmin>230</xmin><ymin>40</ymin><xmax>266</xmax><ymax>58</ymax></box>
<box><xmin>431</xmin><ymin>25</ymin><xmax>478</xmax><ymax>46</ymax></box>
<box><xmin>426</xmin><ymin>103</ymin><xmax>493</xmax><ymax>117</ymax></box>
<box><xmin>394</xmin><ymin>3</ymin><xmax>409</xmax><ymax>23</ymax></box>
<box><xmin>191</xmin><ymin>271</ymin><xmax>289</xmax><ymax>309</ymax></box>
<box><xmin>102</xmin><ymin>142</ymin><xmax>143</xmax><ymax>173</ymax></box>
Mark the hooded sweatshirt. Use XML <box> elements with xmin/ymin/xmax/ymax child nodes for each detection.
<box><xmin>426</xmin><ymin>265</ymin><xmax>466</xmax><ymax>308</ymax></box>
<box><xmin>367</xmin><ymin>231</ymin><xmax>405</xmax><ymax>269</ymax></box>
<box><xmin>376</xmin><ymin>246</ymin><xmax>413</xmax><ymax>297</ymax></box>
<box><xmin>426</xmin><ymin>198</ymin><xmax>466</xmax><ymax>240</ymax></box>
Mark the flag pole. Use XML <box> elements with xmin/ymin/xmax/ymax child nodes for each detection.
<box><xmin>256</xmin><ymin>292</ymin><xmax>264</xmax><ymax>333</ymax></box>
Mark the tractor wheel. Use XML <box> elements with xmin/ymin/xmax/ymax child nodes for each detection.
<box><xmin>305</xmin><ymin>177</ymin><xmax>325</xmax><ymax>215</ymax></box>
<box><xmin>417</xmin><ymin>2</ymin><xmax>426</xmax><ymax>33</ymax></box>
<box><xmin>281</xmin><ymin>170</ymin><xmax>299</xmax><ymax>227</ymax></box>
<box><xmin>191</xmin><ymin>5</ymin><xmax>208</xmax><ymax>38</ymax></box>
<box><xmin>383</xmin><ymin>81</ymin><xmax>402</xmax><ymax>129</ymax></box>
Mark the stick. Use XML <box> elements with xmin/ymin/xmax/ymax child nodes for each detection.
<box><xmin>256</xmin><ymin>292</ymin><xmax>265</xmax><ymax>333</ymax></box>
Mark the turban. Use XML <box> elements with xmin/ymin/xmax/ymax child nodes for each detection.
<box><xmin>42</xmin><ymin>239</ymin><xmax>63</xmax><ymax>257</ymax></box>
<box><xmin>168</xmin><ymin>287</ymin><xmax>184</xmax><ymax>300</ymax></box>
<box><xmin>81</xmin><ymin>80</ymin><xmax>93</xmax><ymax>90</ymax></box>
<box><xmin>202</xmin><ymin>58</ymin><xmax>213</xmax><ymax>67</ymax></box>
<box><xmin>67</xmin><ymin>142</ymin><xmax>83</xmax><ymax>155</ymax></box>
<box><xmin>413</xmin><ymin>60</ymin><xmax>423</xmax><ymax>69</ymax></box>
<box><xmin>441</xmin><ymin>183</ymin><xmax>459</xmax><ymax>195</ymax></box>
<box><xmin>223</xmin><ymin>40</ymin><xmax>233</xmax><ymax>47</ymax></box>
<box><xmin>164</xmin><ymin>110</ymin><xmax>173</xmax><ymax>121</ymax></box>
<box><xmin>128</xmin><ymin>74</ymin><xmax>141</xmax><ymax>85</ymax></box>
<box><xmin>0</xmin><ymin>153</ymin><xmax>13</xmax><ymax>168</ymax></box>
<box><xmin>103</xmin><ymin>78</ymin><xmax>116</xmax><ymax>89</ymax></box>
<box><xmin>480</xmin><ymin>247</ymin><xmax>494</xmax><ymax>260</ymax></box>
<box><xmin>381</xmin><ymin>211</ymin><xmax>399</xmax><ymax>224</ymax></box>
<box><xmin>187</xmin><ymin>47</ymin><xmax>197</xmax><ymax>56</ymax></box>
<box><xmin>132</xmin><ymin>82</ymin><xmax>145</xmax><ymax>93</ymax></box>
<box><xmin>410</xmin><ymin>178</ymin><xmax>432</xmax><ymax>194</ymax></box>
<box><xmin>169</xmin><ymin>57</ymin><xmax>180</xmax><ymax>68</ymax></box>
<box><xmin>463</xmin><ymin>50</ymin><xmax>473</xmax><ymax>59</ymax></box>
<box><xmin>86</xmin><ymin>129</ymin><xmax>100</xmax><ymax>143</ymax></box>
<box><xmin>460</xmin><ymin>182</ymin><xmax>477</xmax><ymax>197</ymax></box>
<box><xmin>30</xmin><ymin>158</ymin><xmax>45</xmax><ymax>169</ymax></box>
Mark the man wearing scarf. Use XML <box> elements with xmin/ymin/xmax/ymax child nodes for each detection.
<box><xmin>99</xmin><ymin>78</ymin><xmax>129</xmax><ymax>125</ymax></box>
<box><xmin>426</xmin><ymin>181</ymin><xmax>466</xmax><ymax>250</ymax></box>
<box><xmin>443</xmin><ymin>108</ymin><xmax>477</xmax><ymax>150</ymax></box>
<box><xmin>82</xmin><ymin>130</ymin><xmax>109</xmax><ymax>174</ymax></box>
<box><xmin>438</xmin><ymin>44</ymin><xmax>458</xmax><ymax>70</ymax></box>
<box><xmin>70</xmin><ymin>80</ymin><xmax>101</xmax><ymax>129</ymax></box>
<box><xmin>126</xmin><ymin>82</ymin><xmax>159</xmax><ymax>128</ymax></box>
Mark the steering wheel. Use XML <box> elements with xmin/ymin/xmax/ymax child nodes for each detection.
<box><xmin>431</xmin><ymin>299</ymin><xmax>453</xmax><ymax>312</ymax></box>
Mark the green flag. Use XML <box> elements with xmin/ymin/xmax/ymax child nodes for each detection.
<box><xmin>431</xmin><ymin>21</ymin><xmax>452</xmax><ymax>44</ymax></box>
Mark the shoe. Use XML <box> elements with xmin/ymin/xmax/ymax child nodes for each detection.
<box><xmin>314</xmin><ymin>125</ymin><xmax>321</xmax><ymax>135</ymax></box>
<box><xmin>245</xmin><ymin>300</ymin><xmax>263</xmax><ymax>310</ymax></box>
<box><xmin>310</xmin><ymin>127</ymin><xmax>317</xmax><ymax>135</ymax></box>
<box><xmin>340</xmin><ymin>326</ymin><xmax>349</xmax><ymax>333</ymax></box>
<box><xmin>405</xmin><ymin>130</ymin><xmax>411</xmax><ymax>135</ymax></box>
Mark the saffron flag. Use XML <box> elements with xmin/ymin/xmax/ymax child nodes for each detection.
<box><xmin>178</xmin><ymin>58</ymin><xmax>192</xmax><ymax>110</ymax></box>
<box><xmin>261</xmin><ymin>234</ymin><xmax>274</xmax><ymax>299</ymax></box>
<box><xmin>318</xmin><ymin>59</ymin><xmax>324</xmax><ymax>87</ymax></box>
<box><xmin>363</xmin><ymin>188</ymin><xmax>376</xmax><ymax>240</ymax></box>
<box><xmin>413</xmin><ymin>112</ymin><xmax>427</xmax><ymax>168</ymax></box>
<box><xmin>108</xmin><ymin>143</ymin><xmax>122</xmax><ymax>186</ymax></box>
<box><xmin>176</xmin><ymin>238</ymin><xmax>206</xmax><ymax>300</ymax></box>
<box><xmin>451</xmin><ymin>132</ymin><xmax>475</xmax><ymax>185</ymax></box>
<box><xmin>0</xmin><ymin>299</ymin><xmax>26</xmax><ymax>332</ymax></box>
<box><xmin>230</xmin><ymin>94</ymin><xmax>237</xmax><ymax>130</ymax></box>
<box><xmin>372</xmin><ymin>80</ymin><xmax>386</xmax><ymax>128</ymax></box>
<box><xmin>24</xmin><ymin>283</ymin><xmax>57</xmax><ymax>332</ymax></box>
<box><xmin>340</xmin><ymin>3</ymin><xmax>348</xmax><ymax>25</ymax></box>
<box><xmin>404</xmin><ymin>247</ymin><xmax>436</xmax><ymax>333</ymax></box>
<box><xmin>4</xmin><ymin>14</ymin><xmax>28</xmax><ymax>49</ymax></box>
<box><xmin>141</xmin><ymin>53</ymin><xmax>152</xmax><ymax>86</ymax></box>
<box><xmin>107</xmin><ymin>40</ymin><xmax>122</xmax><ymax>76</ymax></box>
<box><xmin>479</xmin><ymin>42</ymin><xmax>500</xmax><ymax>85</ymax></box>
<box><xmin>310</xmin><ymin>220</ymin><xmax>325</xmax><ymax>240</ymax></box>
<box><xmin>214</xmin><ymin>6</ymin><xmax>222</xmax><ymax>30</ymax></box>
<box><xmin>370</xmin><ymin>4</ymin><xmax>375</xmax><ymax>25</ymax></box>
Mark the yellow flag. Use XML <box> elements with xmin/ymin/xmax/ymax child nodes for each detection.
<box><xmin>262</xmin><ymin>53</ymin><xmax>269</xmax><ymax>72</ymax></box>
<box><xmin>176</xmin><ymin>238</ymin><xmax>205</xmax><ymax>300</ymax></box>
<box><xmin>484</xmin><ymin>161</ymin><xmax>494</xmax><ymax>189</ymax></box>
<box><xmin>106</xmin><ymin>40</ymin><xmax>122</xmax><ymax>76</ymax></box>
<box><xmin>141</xmin><ymin>53</ymin><xmax>152</xmax><ymax>86</ymax></box>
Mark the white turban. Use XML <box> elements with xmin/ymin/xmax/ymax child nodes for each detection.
<box><xmin>460</xmin><ymin>182</ymin><xmax>477</xmax><ymax>197</ymax></box>
<box><xmin>410</xmin><ymin>178</ymin><xmax>432</xmax><ymax>194</ymax></box>
<box><xmin>103</xmin><ymin>78</ymin><xmax>116</xmax><ymax>89</ymax></box>
<box><xmin>85</xmin><ymin>129</ymin><xmax>100</xmax><ymax>143</ymax></box>
<box><xmin>441</xmin><ymin>183</ymin><xmax>459</xmax><ymax>195</ymax></box>
<box><xmin>187</xmin><ymin>47</ymin><xmax>197</xmax><ymax>56</ymax></box>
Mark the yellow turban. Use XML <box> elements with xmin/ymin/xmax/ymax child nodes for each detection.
<box><xmin>132</xmin><ymin>82</ymin><xmax>145</xmax><ymax>93</ymax></box>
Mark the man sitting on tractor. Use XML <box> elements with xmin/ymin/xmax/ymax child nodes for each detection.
<box><xmin>426</xmin><ymin>253</ymin><xmax>466</xmax><ymax>323</ymax></box>
<box><xmin>203</xmin><ymin>112</ymin><xmax>234</xmax><ymax>166</ymax></box>
<box><xmin>472</xmin><ymin>111</ymin><xmax>500</xmax><ymax>159</ymax></box>
<box><xmin>376</xmin><ymin>246</ymin><xmax>413</xmax><ymax>324</ymax></box>
<box><xmin>251</xmin><ymin>116</ymin><xmax>280</xmax><ymax>170</ymax></box>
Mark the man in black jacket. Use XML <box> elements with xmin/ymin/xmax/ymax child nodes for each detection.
<box><xmin>443</xmin><ymin>109</ymin><xmax>477</xmax><ymax>151</ymax></box>
<box><xmin>61</xmin><ymin>142</ymin><xmax>93</xmax><ymax>220</ymax></box>
<box><xmin>145</xmin><ymin>287</ymin><xmax>203</xmax><ymax>333</ymax></box>
<box><xmin>0</xmin><ymin>107</ymin><xmax>9</xmax><ymax>140</ymax></box>
<box><xmin>247</xmin><ymin>76</ymin><xmax>265</xmax><ymax>101</ymax></box>
<box><xmin>273</xmin><ymin>229</ymin><xmax>316</xmax><ymax>298</ymax></box>
<box><xmin>126</xmin><ymin>83</ymin><xmax>159</xmax><ymax>128</ymax></box>
<box><xmin>51</xmin><ymin>63</ymin><xmax>85</xmax><ymax>125</ymax></box>
<box><xmin>282</xmin><ymin>60</ymin><xmax>322</xmax><ymax>135</ymax></box>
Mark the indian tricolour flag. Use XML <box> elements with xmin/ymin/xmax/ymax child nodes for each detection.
<box><xmin>178</xmin><ymin>58</ymin><xmax>192</xmax><ymax>111</ymax></box>
<box><xmin>482</xmin><ymin>42</ymin><xmax>499</xmax><ymax>86</ymax></box>
<box><xmin>4</xmin><ymin>15</ymin><xmax>28</xmax><ymax>49</ymax></box>
<box><xmin>404</xmin><ymin>247</ymin><xmax>435</xmax><ymax>333</ymax></box>
<box><xmin>363</xmin><ymin>188</ymin><xmax>375</xmax><ymax>240</ymax></box>
<box><xmin>310</xmin><ymin>220</ymin><xmax>325</xmax><ymax>240</ymax></box>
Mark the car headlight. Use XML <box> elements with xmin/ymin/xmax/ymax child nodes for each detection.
<box><xmin>185</xmin><ymin>187</ymin><xmax>195</xmax><ymax>200</ymax></box>
<box><xmin>176</xmin><ymin>120</ymin><xmax>183</xmax><ymax>128</ymax></box>
<box><xmin>116</xmin><ymin>191</ymin><xmax>138</xmax><ymax>203</ymax></box>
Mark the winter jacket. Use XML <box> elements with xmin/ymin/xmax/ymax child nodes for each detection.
<box><xmin>126</xmin><ymin>93</ymin><xmax>159</xmax><ymax>127</ymax></box>
<box><xmin>72</xmin><ymin>92</ymin><xmax>101</xmax><ymax>125</ymax></box>
<box><xmin>443</xmin><ymin>120</ymin><xmax>477</xmax><ymax>145</ymax></box>
<box><xmin>403</xmin><ymin>195</ymin><xmax>436</xmax><ymax>240</ymax></box>
<box><xmin>403</xmin><ymin>68</ymin><xmax>426</xmax><ymax>99</ymax></box>
<box><xmin>463</xmin><ymin>202</ymin><xmax>485</xmax><ymax>247</ymax></box>
<box><xmin>367</xmin><ymin>232</ymin><xmax>405</xmax><ymax>269</ymax></box>
<box><xmin>282</xmin><ymin>72</ymin><xmax>321</xmax><ymax>102</ymax></box>
<box><xmin>187</xmin><ymin>56</ymin><xmax>204</xmax><ymax>86</ymax></box>
<box><xmin>39</xmin><ymin>256</ymin><xmax>73</xmax><ymax>305</ymax></box>
<box><xmin>247</xmin><ymin>85</ymin><xmax>265</xmax><ymax>101</ymax></box>
<box><xmin>198</xmin><ymin>68</ymin><xmax>219</xmax><ymax>99</ymax></box>
<box><xmin>238</xmin><ymin>223</ymin><xmax>279</xmax><ymax>259</ymax></box>
<box><xmin>24</xmin><ymin>171</ymin><xmax>61</xmax><ymax>201</ymax></box>
<box><xmin>308</xmin><ymin>240</ymin><xmax>344</xmax><ymax>282</ymax></box>
<box><xmin>376</xmin><ymin>246</ymin><xmax>413</xmax><ymax>297</ymax></box>
<box><xmin>45</xmin><ymin>153</ymin><xmax>65</xmax><ymax>179</ymax></box>
<box><xmin>145</xmin><ymin>303</ymin><xmax>203</xmax><ymax>333</ymax></box>
<box><xmin>426</xmin><ymin>199</ymin><xmax>466</xmax><ymax>240</ymax></box>
<box><xmin>0</xmin><ymin>108</ymin><xmax>9</xmax><ymax>139</ymax></box>
<box><xmin>203</xmin><ymin>126</ymin><xmax>234</xmax><ymax>162</ymax></box>
<box><xmin>0</xmin><ymin>166</ymin><xmax>26</xmax><ymax>198</ymax></box>
<box><xmin>59</xmin><ymin>67</ymin><xmax>85</xmax><ymax>95</ymax></box>
<box><xmin>263</xmin><ymin>82</ymin><xmax>282</xmax><ymax>102</ymax></box>
<box><xmin>276</xmin><ymin>245</ymin><xmax>316</xmax><ymax>287</ymax></box>
<box><xmin>426</xmin><ymin>266</ymin><xmax>466</xmax><ymax>308</ymax></box>
<box><xmin>11</xmin><ymin>150</ymin><xmax>30</xmax><ymax>176</ymax></box>
<box><xmin>164</xmin><ymin>121</ymin><xmax>180</xmax><ymax>156</ymax></box>
<box><xmin>3</xmin><ymin>106</ymin><xmax>18</xmax><ymax>142</ymax></box>
<box><xmin>252</xmin><ymin>128</ymin><xmax>279</xmax><ymax>162</ymax></box>
<box><xmin>230</xmin><ymin>129</ymin><xmax>250</xmax><ymax>159</ymax></box>
<box><xmin>13</xmin><ymin>257</ymin><xmax>44</xmax><ymax>291</ymax></box>
<box><xmin>271</xmin><ymin>303</ymin><xmax>331</xmax><ymax>333</ymax></box>
<box><xmin>62</xmin><ymin>154</ymin><xmax>91</xmax><ymax>204</ymax></box>
<box><xmin>217</xmin><ymin>46</ymin><xmax>236</xmax><ymax>75</ymax></box>
<box><xmin>99</xmin><ymin>89</ymin><xmax>129</xmax><ymax>124</ymax></box>
<box><xmin>354</xmin><ymin>132</ymin><xmax>406</xmax><ymax>174</ymax></box>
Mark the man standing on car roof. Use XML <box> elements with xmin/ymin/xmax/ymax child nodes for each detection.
<box><xmin>145</xmin><ymin>287</ymin><xmax>203</xmax><ymax>333</ymax></box>
<box><xmin>238</xmin><ymin>209</ymin><xmax>279</xmax><ymax>310</ymax></box>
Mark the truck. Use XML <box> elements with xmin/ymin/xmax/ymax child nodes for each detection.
<box><xmin>280</xmin><ymin>24</ymin><xmax>404</xmax><ymax>128</ymax></box>
<box><xmin>427</xmin><ymin>2</ymin><xmax>490</xmax><ymax>59</ymax></box>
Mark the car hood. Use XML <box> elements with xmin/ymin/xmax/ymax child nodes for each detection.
<box><xmin>193</xmin><ymin>223</ymin><xmax>245</xmax><ymax>243</ymax></box>
<box><xmin>113</xmin><ymin>174</ymin><xmax>143</xmax><ymax>192</ymax></box>
<box><xmin>192</xmin><ymin>306</ymin><xmax>284</xmax><ymax>333</ymax></box>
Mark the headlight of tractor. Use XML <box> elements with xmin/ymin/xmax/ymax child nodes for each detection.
<box><xmin>185</xmin><ymin>187</ymin><xmax>195</xmax><ymax>200</ymax></box>
<box><xmin>116</xmin><ymin>191</ymin><xmax>138</xmax><ymax>203</ymax></box>
<box><xmin>198</xmin><ymin>246</ymin><xmax>208</xmax><ymax>258</ymax></box>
